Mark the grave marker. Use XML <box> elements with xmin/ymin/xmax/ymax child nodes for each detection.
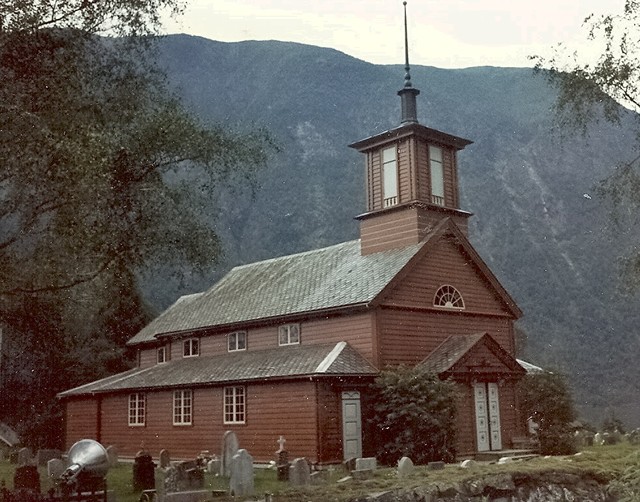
<box><xmin>229</xmin><ymin>449</ymin><xmax>254</xmax><ymax>497</ymax></box>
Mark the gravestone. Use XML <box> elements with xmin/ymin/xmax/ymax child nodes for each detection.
<box><xmin>159</xmin><ymin>449</ymin><xmax>171</xmax><ymax>469</ymax></box>
<box><xmin>289</xmin><ymin>458</ymin><xmax>311</xmax><ymax>486</ymax></box>
<box><xmin>17</xmin><ymin>447</ymin><xmax>32</xmax><ymax>465</ymax></box>
<box><xmin>460</xmin><ymin>459</ymin><xmax>477</xmax><ymax>469</ymax></box>
<box><xmin>229</xmin><ymin>449</ymin><xmax>254</xmax><ymax>497</ymax></box>
<box><xmin>36</xmin><ymin>449</ymin><xmax>61</xmax><ymax>466</ymax></box>
<box><xmin>275</xmin><ymin>435</ymin><xmax>289</xmax><ymax>482</ymax></box>
<box><xmin>355</xmin><ymin>457</ymin><xmax>377</xmax><ymax>471</ymax></box>
<box><xmin>220</xmin><ymin>430</ymin><xmax>240</xmax><ymax>477</ymax></box>
<box><xmin>133</xmin><ymin>451</ymin><xmax>156</xmax><ymax>492</ymax></box>
<box><xmin>47</xmin><ymin>458</ymin><xmax>65</xmax><ymax>480</ymax></box>
<box><xmin>397</xmin><ymin>456</ymin><xmax>414</xmax><ymax>478</ymax></box>
<box><xmin>594</xmin><ymin>432</ymin><xmax>603</xmax><ymax>445</ymax></box>
<box><xmin>105</xmin><ymin>445</ymin><xmax>118</xmax><ymax>467</ymax></box>
<box><xmin>207</xmin><ymin>457</ymin><xmax>221</xmax><ymax>474</ymax></box>
<box><xmin>164</xmin><ymin>461</ymin><xmax>204</xmax><ymax>493</ymax></box>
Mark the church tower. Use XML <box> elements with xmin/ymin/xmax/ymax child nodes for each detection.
<box><xmin>349</xmin><ymin>2</ymin><xmax>473</xmax><ymax>255</ymax></box>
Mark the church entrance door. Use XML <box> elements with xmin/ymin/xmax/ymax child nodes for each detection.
<box><xmin>474</xmin><ymin>382</ymin><xmax>502</xmax><ymax>451</ymax></box>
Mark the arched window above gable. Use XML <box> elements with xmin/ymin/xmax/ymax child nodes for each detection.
<box><xmin>434</xmin><ymin>285</ymin><xmax>465</xmax><ymax>309</ymax></box>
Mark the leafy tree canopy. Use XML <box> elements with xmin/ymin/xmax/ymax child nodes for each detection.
<box><xmin>0</xmin><ymin>2</ymin><xmax>275</xmax><ymax>299</ymax></box>
<box><xmin>0</xmin><ymin>1</ymin><xmax>275</xmax><ymax>447</ymax></box>
<box><xmin>532</xmin><ymin>0</ymin><xmax>640</xmax><ymax>287</ymax></box>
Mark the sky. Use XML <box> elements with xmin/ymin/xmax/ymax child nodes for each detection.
<box><xmin>161</xmin><ymin>0</ymin><xmax>626</xmax><ymax>69</ymax></box>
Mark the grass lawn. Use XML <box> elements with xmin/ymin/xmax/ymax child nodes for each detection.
<box><xmin>1</xmin><ymin>442</ymin><xmax>638</xmax><ymax>501</ymax></box>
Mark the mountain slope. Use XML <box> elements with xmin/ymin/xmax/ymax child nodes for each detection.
<box><xmin>150</xmin><ymin>35</ymin><xmax>640</xmax><ymax>427</ymax></box>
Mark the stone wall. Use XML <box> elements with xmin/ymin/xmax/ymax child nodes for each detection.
<box><xmin>353</xmin><ymin>470</ymin><xmax>615</xmax><ymax>501</ymax></box>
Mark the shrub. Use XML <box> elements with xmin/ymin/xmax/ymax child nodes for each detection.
<box><xmin>517</xmin><ymin>372</ymin><xmax>577</xmax><ymax>455</ymax></box>
<box><xmin>366</xmin><ymin>365</ymin><xmax>459</xmax><ymax>465</ymax></box>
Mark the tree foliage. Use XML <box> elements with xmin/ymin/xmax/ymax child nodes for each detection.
<box><xmin>366</xmin><ymin>365</ymin><xmax>459</xmax><ymax>465</ymax></box>
<box><xmin>0</xmin><ymin>1</ymin><xmax>275</xmax><ymax>447</ymax></box>
<box><xmin>532</xmin><ymin>0</ymin><xmax>640</xmax><ymax>286</ymax></box>
<box><xmin>517</xmin><ymin>372</ymin><xmax>577</xmax><ymax>455</ymax></box>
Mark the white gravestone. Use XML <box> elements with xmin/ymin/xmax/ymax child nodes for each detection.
<box><xmin>229</xmin><ymin>449</ymin><xmax>254</xmax><ymax>497</ymax></box>
<box><xmin>220</xmin><ymin>431</ymin><xmax>240</xmax><ymax>477</ymax></box>
<box><xmin>397</xmin><ymin>456</ymin><xmax>414</xmax><ymax>478</ymax></box>
<box><xmin>289</xmin><ymin>458</ymin><xmax>311</xmax><ymax>486</ymax></box>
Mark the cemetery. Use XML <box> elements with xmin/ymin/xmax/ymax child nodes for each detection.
<box><xmin>0</xmin><ymin>431</ymin><xmax>638</xmax><ymax>501</ymax></box>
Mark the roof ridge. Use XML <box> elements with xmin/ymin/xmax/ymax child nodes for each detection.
<box><xmin>231</xmin><ymin>240</ymin><xmax>360</xmax><ymax>271</ymax></box>
<box><xmin>314</xmin><ymin>341</ymin><xmax>347</xmax><ymax>373</ymax></box>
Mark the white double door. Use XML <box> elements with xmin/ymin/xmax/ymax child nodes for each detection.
<box><xmin>474</xmin><ymin>382</ymin><xmax>502</xmax><ymax>451</ymax></box>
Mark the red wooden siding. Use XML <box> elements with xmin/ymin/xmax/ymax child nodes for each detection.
<box><xmin>73</xmin><ymin>380</ymin><xmax>341</xmax><ymax>463</ymax></box>
<box><xmin>454</xmin><ymin>384</ymin><xmax>476</xmax><ymax>457</ymax></box>
<box><xmin>383</xmin><ymin>236</ymin><xmax>512</xmax><ymax>317</ymax></box>
<box><xmin>377</xmin><ymin>309</ymin><xmax>513</xmax><ymax>366</ymax></box>
<box><xmin>138</xmin><ymin>313</ymin><xmax>377</xmax><ymax>369</ymax></box>
<box><xmin>64</xmin><ymin>399</ymin><xmax>99</xmax><ymax>446</ymax></box>
<box><xmin>139</xmin><ymin>347</ymin><xmax>158</xmax><ymax>368</ymax></box>
<box><xmin>302</xmin><ymin>313</ymin><xmax>375</xmax><ymax>361</ymax></box>
<box><xmin>397</xmin><ymin>139</ymin><xmax>412</xmax><ymax>204</ymax></box>
<box><xmin>316</xmin><ymin>381</ymin><xmax>342</xmax><ymax>464</ymax></box>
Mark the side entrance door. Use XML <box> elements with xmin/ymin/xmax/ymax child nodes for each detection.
<box><xmin>341</xmin><ymin>391</ymin><xmax>362</xmax><ymax>459</ymax></box>
<box><xmin>473</xmin><ymin>382</ymin><xmax>502</xmax><ymax>451</ymax></box>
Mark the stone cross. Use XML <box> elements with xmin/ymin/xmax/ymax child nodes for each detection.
<box><xmin>277</xmin><ymin>436</ymin><xmax>286</xmax><ymax>451</ymax></box>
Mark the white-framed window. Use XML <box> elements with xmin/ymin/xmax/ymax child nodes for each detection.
<box><xmin>434</xmin><ymin>285</ymin><xmax>465</xmax><ymax>309</ymax></box>
<box><xmin>228</xmin><ymin>331</ymin><xmax>247</xmax><ymax>352</ymax></box>
<box><xmin>429</xmin><ymin>145</ymin><xmax>445</xmax><ymax>206</ymax></box>
<box><xmin>183</xmin><ymin>338</ymin><xmax>199</xmax><ymax>358</ymax></box>
<box><xmin>224</xmin><ymin>386</ymin><xmax>246</xmax><ymax>424</ymax></box>
<box><xmin>157</xmin><ymin>345</ymin><xmax>167</xmax><ymax>364</ymax></box>
<box><xmin>173</xmin><ymin>389</ymin><xmax>192</xmax><ymax>425</ymax></box>
<box><xmin>382</xmin><ymin>146</ymin><xmax>398</xmax><ymax>207</ymax></box>
<box><xmin>128</xmin><ymin>393</ymin><xmax>145</xmax><ymax>426</ymax></box>
<box><xmin>278</xmin><ymin>323</ymin><xmax>300</xmax><ymax>346</ymax></box>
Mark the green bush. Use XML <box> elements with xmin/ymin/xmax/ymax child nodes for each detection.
<box><xmin>366</xmin><ymin>365</ymin><xmax>458</xmax><ymax>465</ymax></box>
<box><xmin>517</xmin><ymin>372</ymin><xmax>577</xmax><ymax>455</ymax></box>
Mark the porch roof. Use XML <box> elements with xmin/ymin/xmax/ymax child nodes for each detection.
<box><xmin>58</xmin><ymin>342</ymin><xmax>378</xmax><ymax>398</ymax></box>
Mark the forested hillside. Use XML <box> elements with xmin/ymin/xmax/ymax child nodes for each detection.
<box><xmin>146</xmin><ymin>35</ymin><xmax>640</xmax><ymax>427</ymax></box>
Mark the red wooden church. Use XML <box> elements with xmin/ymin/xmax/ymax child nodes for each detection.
<box><xmin>59</xmin><ymin>30</ymin><xmax>529</xmax><ymax>463</ymax></box>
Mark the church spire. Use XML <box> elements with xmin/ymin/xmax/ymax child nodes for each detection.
<box><xmin>398</xmin><ymin>1</ymin><xmax>420</xmax><ymax>124</ymax></box>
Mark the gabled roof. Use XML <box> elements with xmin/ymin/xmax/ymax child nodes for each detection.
<box><xmin>58</xmin><ymin>342</ymin><xmax>378</xmax><ymax>398</ymax></box>
<box><xmin>419</xmin><ymin>333</ymin><xmax>525</xmax><ymax>377</ymax></box>
<box><xmin>128</xmin><ymin>239</ymin><xmax>425</xmax><ymax>345</ymax></box>
<box><xmin>128</xmin><ymin>218</ymin><xmax>521</xmax><ymax>346</ymax></box>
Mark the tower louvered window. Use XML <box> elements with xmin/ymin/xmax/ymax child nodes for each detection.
<box><xmin>434</xmin><ymin>285</ymin><xmax>465</xmax><ymax>309</ymax></box>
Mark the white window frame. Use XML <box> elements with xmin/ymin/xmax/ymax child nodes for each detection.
<box><xmin>224</xmin><ymin>386</ymin><xmax>246</xmax><ymax>424</ymax></box>
<box><xmin>278</xmin><ymin>323</ymin><xmax>300</xmax><ymax>346</ymax></box>
<box><xmin>433</xmin><ymin>284</ymin><xmax>465</xmax><ymax>310</ymax></box>
<box><xmin>173</xmin><ymin>389</ymin><xmax>193</xmax><ymax>425</ymax></box>
<box><xmin>183</xmin><ymin>338</ymin><xmax>199</xmax><ymax>358</ymax></box>
<box><xmin>382</xmin><ymin>146</ymin><xmax>398</xmax><ymax>207</ymax></box>
<box><xmin>157</xmin><ymin>345</ymin><xmax>167</xmax><ymax>364</ymax></box>
<box><xmin>429</xmin><ymin>145</ymin><xmax>445</xmax><ymax>206</ymax></box>
<box><xmin>128</xmin><ymin>393</ymin><xmax>145</xmax><ymax>427</ymax></box>
<box><xmin>227</xmin><ymin>331</ymin><xmax>247</xmax><ymax>352</ymax></box>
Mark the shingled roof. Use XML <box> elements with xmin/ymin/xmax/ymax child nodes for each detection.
<box><xmin>128</xmin><ymin>238</ymin><xmax>425</xmax><ymax>345</ymax></box>
<box><xmin>58</xmin><ymin>342</ymin><xmax>378</xmax><ymax>398</ymax></box>
<box><xmin>419</xmin><ymin>333</ymin><xmax>525</xmax><ymax>376</ymax></box>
